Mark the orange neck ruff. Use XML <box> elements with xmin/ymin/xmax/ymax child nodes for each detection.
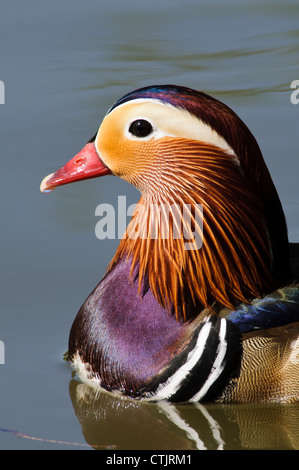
<box><xmin>109</xmin><ymin>139</ymin><xmax>274</xmax><ymax>320</ymax></box>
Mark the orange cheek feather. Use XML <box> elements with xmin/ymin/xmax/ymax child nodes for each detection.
<box><xmin>97</xmin><ymin>131</ymin><xmax>156</xmax><ymax>185</ymax></box>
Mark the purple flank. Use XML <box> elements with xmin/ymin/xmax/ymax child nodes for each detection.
<box><xmin>68</xmin><ymin>256</ymin><xmax>190</xmax><ymax>393</ymax></box>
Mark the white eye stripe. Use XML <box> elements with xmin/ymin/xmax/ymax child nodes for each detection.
<box><xmin>112</xmin><ymin>99</ymin><xmax>238</xmax><ymax>162</ymax></box>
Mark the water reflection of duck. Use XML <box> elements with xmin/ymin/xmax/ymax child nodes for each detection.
<box><xmin>41</xmin><ymin>85</ymin><xmax>299</xmax><ymax>404</ymax></box>
<box><xmin>69</xmin><ymin>379</ymin><xmax>299</xmax><ymax>450</ymax></box>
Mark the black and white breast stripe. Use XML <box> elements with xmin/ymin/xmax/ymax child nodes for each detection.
<box><xmin>141</xmin><ymin>316</ymin><xmax>241</xmax><ymax>402</ymax></box>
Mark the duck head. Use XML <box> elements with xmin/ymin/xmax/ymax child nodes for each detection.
<box><xmin>41</xmin><ymin>85</ymin><xmax>289</xmax><ymax>319</ymax></box>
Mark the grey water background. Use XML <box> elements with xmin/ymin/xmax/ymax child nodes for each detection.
<box><xmin>0</xmin><ymin>0</ymin><xmax>298</xmax><ymax>450</ymax></box>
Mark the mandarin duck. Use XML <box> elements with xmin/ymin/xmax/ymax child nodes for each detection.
<box><xmin>40</xmin><ymin>85</ymin><xmax>299</xmax><ymax>403</ymax></box>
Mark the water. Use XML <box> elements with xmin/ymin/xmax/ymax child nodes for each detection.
<box><xmin>0</xmin><ymin>0</ymin><xmax>298</xmax><ymax>450</ymax></box>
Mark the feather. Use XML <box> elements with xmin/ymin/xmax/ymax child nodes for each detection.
<box><xmin>108</xmin><ymin>139</ymin><xmax>276</xmax><ymax>320</ymax></box>
<box><xmin>227</xmin><ymin>285</ymin><xmax>299</xmax><ymax>333</ymax></box>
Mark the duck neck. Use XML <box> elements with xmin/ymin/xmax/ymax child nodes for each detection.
<box><xmin>109</xmin><ymin>140</ymin><xmax>282</xmax><ymax>320</ymax></box>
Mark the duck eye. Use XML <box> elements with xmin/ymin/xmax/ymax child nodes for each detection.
<box><xmin>129</xmin><ymin>119</ymin><xmax>153</xmax><ymax>137</ymax></box>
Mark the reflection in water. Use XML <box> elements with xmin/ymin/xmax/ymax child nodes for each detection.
<box><xmin>69</xmin><ymin>379</ymin><xmax>299</xmax><ymax>450</ymax></box>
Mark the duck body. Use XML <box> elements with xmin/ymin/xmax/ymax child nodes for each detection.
<box><xmin>68</xmin><ymin>255</ymin><xmax>242</xmax><ymax>402</ymax></box>
<box><xmin>41</xmin><ymin>85</ymin><xmax>299</xmax><ymax>403</ymax></box>
<box><xmin>69</xmin><ymin>255</ymin><xmax>299</xmax><ymax>403</ymax></box>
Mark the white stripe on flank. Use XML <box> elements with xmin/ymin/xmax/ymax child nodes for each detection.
<box><xmin>190</xmin><ymin>318</ymin><xmax>227</xmax><ymax>402</ymax></box>
<box><xmin>150</xmin><ymin>321</ymin><xmax>212</xmax><ymax>400</ymax></box>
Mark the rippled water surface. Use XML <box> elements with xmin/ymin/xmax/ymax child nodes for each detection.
<box><xmin>0</xmin><ymin>0</ymin><xmax>298</xmax><ymax>450</ymax></box>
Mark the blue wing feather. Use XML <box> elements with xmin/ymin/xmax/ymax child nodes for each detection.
<box><xmin>227</xmin><ymin>285</ymin><xmax>299</xmax><ymax>333</ymax></box>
